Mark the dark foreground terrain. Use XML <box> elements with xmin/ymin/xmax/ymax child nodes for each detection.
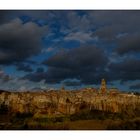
<box><xmin>0</xmin><ymin>108</ymin><xmax>140</xmax><ymax>130</ymax></box>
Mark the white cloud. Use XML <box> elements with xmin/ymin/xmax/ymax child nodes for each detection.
<box><xmin>64</xmin><ymin>31</ymin><xmax>93</xmax><ymax>43</ymax></box>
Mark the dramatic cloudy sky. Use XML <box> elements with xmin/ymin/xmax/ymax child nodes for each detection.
<box><xmin>0</xmin><ymin>10</ymin><xmax>140</xmax><ymax>91</ymax></box>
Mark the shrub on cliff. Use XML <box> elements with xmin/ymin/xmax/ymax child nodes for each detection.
<box><xmin>10</xmin><ymin>112</ymin><xmax>33</xmax><ymax>124</ymax></box>
<box><xmin>0</xmin><ymin>103</ymin><xmax>8</xmax><ymax>114</ymax></box>
<box><xmin>15</xmin><ymin>112</ymin><xmax>33</xmax><ymax>118</ymax></box>
<box><xmin>69</xmin><ymin>109</ymin><xmax>109</xmax><ymax>121</ymax></box>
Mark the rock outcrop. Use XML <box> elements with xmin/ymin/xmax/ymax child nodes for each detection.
<box><xmin>0</xmin><ymin>90</ymin><xmax>140</xmax><ymax>117</ymax></box>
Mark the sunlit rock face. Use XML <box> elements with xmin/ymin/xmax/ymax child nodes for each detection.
<box><xmin>0</xmin><ymin>90</ymin><xmax>140</xmax><ymax>116</ymax></box>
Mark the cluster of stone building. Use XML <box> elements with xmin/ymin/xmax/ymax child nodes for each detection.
<box><xmin>61</xmin><ymin>79</ymin><xmax>119</xmax><ymax>95</ymax></box>
<box><xmin>0</xmin><ymin>79</ymin><xmax>139</xmax><ymax>117</ymax></box>
<box><xmin>99</xmin><ymin>79</ymin><xmax>120</xmax><ymax>95</ymax></box>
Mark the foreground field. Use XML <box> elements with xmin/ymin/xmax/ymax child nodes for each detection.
<box><xmin>0</xmin><ymin>109</ymin><xmax>140</xmax><ymax>130</ymax></box>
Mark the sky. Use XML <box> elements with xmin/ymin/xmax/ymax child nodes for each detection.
<box><xmin>0</xmin><ymin>10</ymin><xmax>140</xmax><ymax>91</ymax></box>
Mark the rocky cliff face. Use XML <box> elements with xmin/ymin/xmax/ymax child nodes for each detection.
<box><xmin>0</xmin><ymin>90</ymin><xmax>140</xmax><ymax>117</ymax></box>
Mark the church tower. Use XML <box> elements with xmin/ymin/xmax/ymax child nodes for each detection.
<box><xmin>99</xmin><ymin>78</ymin><xmax>107</xmax><ymax>94</ymax></box>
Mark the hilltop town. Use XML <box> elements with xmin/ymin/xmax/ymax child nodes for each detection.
<box><xmin>0</xmin><ymin>79</ymin><xmax>140</xmax><ymax>130</ymax></box>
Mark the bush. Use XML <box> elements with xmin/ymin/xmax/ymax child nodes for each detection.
<box><xmin>69</xmin><ymin>109</ymin><xmax>122</xmax><ymax>121</ymax></box>
<box><xmin>10</xmin><ymin>112</ymin><xmax>33</xmax><ymax>124</ymax></box>
<box><xmin>15</xmin><ymin>112</ymin><xmax>33</xmax><ymax>118</ymax></box>
<box><xmin>107</xmin><ymin>119</ymin><xmax>140</xmax><ymax>130</ymax></box>
<box><xmin>0</xmin><ymin>103</ymin><xmax>8</xmax><ymax>114</ymax></box>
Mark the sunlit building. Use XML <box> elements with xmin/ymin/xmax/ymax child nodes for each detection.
<box><xmin>99</xmin><ymin>79</ymin><xmax>107</xmax><ymax>94</ymax></box>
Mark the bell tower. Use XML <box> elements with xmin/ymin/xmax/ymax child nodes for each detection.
<box><xmin>100</xmin><ymin>78</ymin><xmax>107</xmax><ymax>94</ymax></box>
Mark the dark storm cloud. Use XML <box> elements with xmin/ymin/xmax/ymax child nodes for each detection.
<box><xmin>22</xmin><ymin>67</ymin><xmax>45</xmax><ymax>82</ymax></box>
<box><xmin>0</xmin><ymin>70</ymin><xmax>12</xmax><ymax>83</ymax></box>
<box><xmin>116</xmin><ymin>34</ymin><xmax>140</xmax><ymax>55</ymax></box>
<box><xmin>90</xmin><ymin>11</ymin><xmax>140</xmax><ymax>45</ymax></box>
<box><xmin>0</xmin><ymin>10</ymin><xmax>48</xmax><ymax>24</ymax></box>
<box><xmin>16</xmin><ymin>63</ymin><xmax>33</xmax><ymax>72</ymax></box>
<box><xmin>0</xmin><ymin>18</ymin><xmax>47</xmax><ymax>65</ymax></box>
<box><xmin>45</xmin><ymin>67</ymin><xmax>76</xmax><ymax>84</ymax></box>
<box><xmin>130</xmin><ymin>83</ymin><xmax>140</xmax><ymax>90</ymax></box>
<box><xmin>0</xmin><ymin>11</ymin><xmax>21</xmax><ymax>24</ymax></box>
<box><xmin>0</xmin><ymin>11</ymin><xmax>10</xmax><ymax>24</ymax></box>
<box><xmin>44</xmin><ymin>46</ymin><xmax>107</xmax><ymax>84</ymax></box>
<box><xmin>23</xmin><ymin>66</ymin><xmax>79</xmax><ymax>84</ymax></box>
<box><xmin>109</xmin><ymin>58</ymin><xmax>140</xmax><ymax>82</ymax></box>
<box><xmin>36</xmin><ymin>67</ymin><xmax>44</xmax><ymax>73</ymax></box>
<box><xmin>22</xmin><ymin>71</ymin><xmax>47</xmax><ymax>83</ymax></box>
<box><xmin>63</xmin><ymin>80</ymin><xmax>82</xmax><ymax>87</ymax></box>
<box><xmin>23</xmin><ymin>45</ymin><xmax>108</xmax><ymax>84</ymax></box>
<box><xmin>109</xmin><ymin>58</ymin><xmax>140</xmax><ymax>72</ymax></box>
<box><xmin>43</xmin><ymin>46</ymin><xmax>107</xmax><ymax>69</ymax></box>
